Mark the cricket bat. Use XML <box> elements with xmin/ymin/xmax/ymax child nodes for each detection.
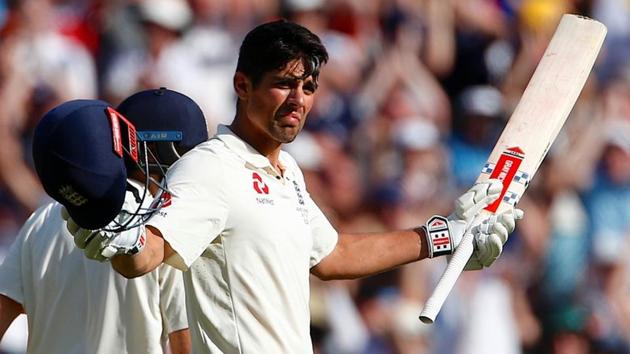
<box><xmin>419</xmin><ymin>14</ymin><xmax>607</xmax><ymax>324</ymax></box>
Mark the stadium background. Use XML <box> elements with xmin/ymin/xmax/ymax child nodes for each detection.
<box><xmin>0</xmin><ymin>0</ymin><xmax>629</xmax><ymax>353</ymax></box>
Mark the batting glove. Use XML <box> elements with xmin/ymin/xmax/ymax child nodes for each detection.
<box><xmin>468</xmin><ymin>208</ymin><xmax>524</xmax><ymax>269</ymax></box>
<box><xmin>418</xmin><ymin>179</ymin><xmax>524</xmax><ymax>270</ymax></box>
<box><xmin>419</xmin><ymin>179</ymin><xmax>502</xmax><ymax>258</ymax></box>
<box><xmin>62</xmin><ymin>185</ymin><xmax>149</xmax><ymax>262</ymax></box>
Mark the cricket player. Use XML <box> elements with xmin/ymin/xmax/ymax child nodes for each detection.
<box><xmin>0</xmin><ymin>88</ymin><xmax>209</xmax><ymax>354</ymax></box>
<box><xmin>67</xmin><ymin>20</ymin><xmax>523</xmax><ymax>353</ymax></box>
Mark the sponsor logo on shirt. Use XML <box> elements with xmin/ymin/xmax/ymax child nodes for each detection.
<box><xmin>296</xmin><ymin>206</ymin><xmax>309</xmax><ymax>224</ymax></box>
<box><xmin>150</xmin><ymin>191</ymin><xmax>172</xmax><ymax>216</ymax></box>
<box><xmin>252</xmin><ymin>172</ymin><xmax>274</xmax><ymax>205</ymax></box>
<box><xmin>159</xmin><ymin>191</ymin><xmax>172</xmax><ymax>208</ymax></box>
<box><xmin>252</xmin><ymin>172</ymin><xmax>269</xmax><ymax>194</ymax></box>
<box><xmin>292</xmin><ymin>181</ymin><xmax>305</xmax><ymax>205</ymax></box>
<box><xmin>256</xmin><ymin>197</ymin><xmax>275</xmax><ymax>206</ymax></box>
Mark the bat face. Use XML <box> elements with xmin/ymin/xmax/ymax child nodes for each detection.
<box><xmin>419</xmin><ymin>14</ymin><xmax>607</xmax><ymax>324</ymax></box>
<box><xmin>474</xmin><ymin>14</ymin><xmax>607</xmax><ymax>216</ymax></box>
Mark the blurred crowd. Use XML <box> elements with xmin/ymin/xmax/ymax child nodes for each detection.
<box><xmin>0</xmin><ymin>0</ymin><xmax>629</xmax><ymax>353</ymax></box>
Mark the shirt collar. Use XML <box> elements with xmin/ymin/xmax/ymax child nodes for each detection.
<box><xmin>215</xmin><ymin>124</ymin><xmax>287</xmax><ymax>171</ymax></box>
<box><xmin>127</xmin><ymin>178</ymin><xmax>145</xmax><ymax>191</ymax></box>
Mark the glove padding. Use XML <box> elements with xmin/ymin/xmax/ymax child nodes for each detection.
<box><xmin>422</xmin><ymin>179</ymin><xmax>503</xmax><ymax>258</ymax></box>
<box><xmin>421</xmin><ymin>179</ymin><xmax>523</xmax><ymax>269</ymax></box>
<box><xmin>454</xmin><ymin>178</ymin><xmax>524</xmax><ymax>269</ymax></box>
<box><xmin>453</xmin><ymin>179</ymin><xmax>505</xmax><ymax>220</ymax></box>
<box><xmin>62</xmin><ymin>185</ymin><xmax>150</xmax><ymax>262</ymax></box>
<box><xmin>462</xmin><ymin>208</ymin><xmax>524</xmax><ymax>270</ymax></box>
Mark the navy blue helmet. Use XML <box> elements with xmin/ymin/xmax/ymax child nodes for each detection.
<box><xmin>33</xmin><ymin>88</ymin><xmax>208</xmax><ymax>230</ymax></box>
<box><xmin>117</xmin><ymin>87</ymin><xmax>208</xmax><ymax>172</ymax></box>
<box><xmin>33</xmin><ymin>100</ymin><xmax>129</xmax><ymax>229</ymax></box>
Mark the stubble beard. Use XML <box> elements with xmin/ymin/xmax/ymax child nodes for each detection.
<box><xmin>271</xmin><ymin>124</ymin><xmax>301</xmax><ymax>144</ymax></box>
<box><xmin>269</xmin><ymin>117</ymin><xmax>303</xmax><ymax>144</ymax></box>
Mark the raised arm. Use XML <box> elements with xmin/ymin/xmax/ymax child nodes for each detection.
<box><xmin>311</xmin><ymin>229</ymin><xmax>427</xmax><ymax>280</ymax></box>
<box><xmin>312</xmin><ymin>179</ymin><xmax>522</xmax><ymax>280</ymax></box>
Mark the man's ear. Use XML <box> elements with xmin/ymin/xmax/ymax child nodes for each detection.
<box><xmin>233</xmin><ymin>72</ymin><xmax>251</xmax><ymax>100</ymax></box>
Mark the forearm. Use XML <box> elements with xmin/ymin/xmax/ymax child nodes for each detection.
<box><xmin>423</xmin><ymin>0</ymin><xmax>456</xmax><ymax>76</ymax></box>
<box><xmin>0</xmin><ymin>294</ymin><xmax>23</xmax><ymax>339</ymax></box>
<box><xmin>168</xmin><ymin>328</ymin><xmax>192</xmax><ymax>354</ymax></box>
<box><xmin>111</xmin><ymin>226</ymin><xmax>165</xmax><ymax>278</ymax></box>
<box><xmin>312</xmin><ymin>230</ymin><xmax>429</xmax><ymax>280</ymax></box>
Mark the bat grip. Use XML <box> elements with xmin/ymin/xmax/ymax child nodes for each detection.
<box><xmin>418</xmin><ymin>214</ymin><xmax>480</xmax><ymax>324</ymax></box>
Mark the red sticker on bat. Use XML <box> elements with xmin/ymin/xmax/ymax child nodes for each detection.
<box><xmin>485</xmin><ymin>147</ymin><xmax>524</xmax><ymax>212</ymax></box>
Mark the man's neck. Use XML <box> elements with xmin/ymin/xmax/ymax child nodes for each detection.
<box><xmin>229</xmin><ymin>119</ymin><xmax>283</xmax><ymax>169</ymax></box>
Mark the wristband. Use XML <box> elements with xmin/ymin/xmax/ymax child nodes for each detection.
<box><xmin>420</xmin><ymin>215</ymin><xmax>454</xmax><ymax>258</ymax></box>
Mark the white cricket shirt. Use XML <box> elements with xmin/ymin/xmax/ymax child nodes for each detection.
<box><xmin>0</xmin><ymin>202</ymin><xmax>188</xmax><ymax>354</ymax></box>
<box><xmin>148</xmin><ymin>125</ymin><xmax>339</xmax><ymax>354</ymax></box>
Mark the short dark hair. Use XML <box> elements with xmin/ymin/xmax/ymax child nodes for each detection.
<box><xmin>236</xmin><ymin>19</ymin><xmax>329</xmax><ymax>87</ymax></box>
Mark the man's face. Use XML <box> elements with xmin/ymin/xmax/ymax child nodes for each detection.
<box><xmin>242</xmin><ymin>59</ymin><xmax>317</xmax><ymax>144</ymax></box>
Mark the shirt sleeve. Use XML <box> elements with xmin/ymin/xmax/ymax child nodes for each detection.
<box><xmin>285</xmin><ymin>165</ymin><xmax>338</xmax><ymax>267</ymax></box>
<box><xmin>148</xmin><ymin>148</ymin><xmax>229</xmax><ymax>271</ymax></box>
<box><xmin>281</xmin><ymin>153</ymin><xmax>338</xmax><ymax>267</ymax></box>
<box><xmin>307</xmin><ymin>194</ymin><xmax>339</xmax><ymax>267</ymax></box>
<box><xmin>0</xmin><ymin>241</ymin><xmax>25</xmax><ymax>305</ymax></box>
<box><xmin>0</xmin><ymin>207</ymin><xmax>45</xmax><ymax>305</ymax></box>
<box><xmin>157</xmin><ymin>264</ymin><xmax>188</xmax><ymax>334</ymax></box>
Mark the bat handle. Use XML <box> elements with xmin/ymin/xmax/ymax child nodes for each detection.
<box><xmin>418</xmin><ymin>216</ymin><xmax>479</xmax><ymax>324</ymax></box>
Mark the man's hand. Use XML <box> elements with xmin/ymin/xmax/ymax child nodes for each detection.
<box><xmin>421</xmin><ymin>179</ymin><xmax>503</xmax><ymax>258</ymax></box>
<box><xmin>420</xmin><ymin>179</ymin><xmax>524</xmax><ymax>270</ymax></box>
<box><xmin>61</xmin><ymin>185</ymin><xmax>149</xmax><ymax>262</ymax></box>
<box><xmin>420</xmin><ymin>179</ymin><xmax>523</xmax><ymax>268</ymax></box>
<box><xmin>463</xmin><ymin>208</ymin><xmax>523</xmax><ymax>270</ymax></box>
